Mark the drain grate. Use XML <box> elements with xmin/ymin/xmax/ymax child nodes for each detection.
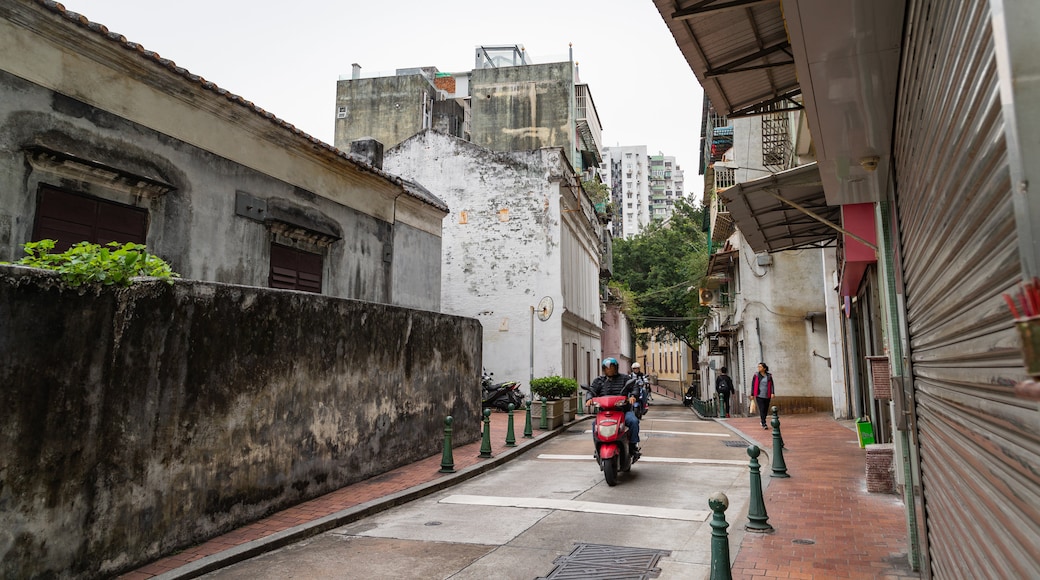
<box><xmin>537</xmin><ymin>543</ymin><xmax>670</xmax><ymax>579</ymax></box>
<box><xmin>722</xmin><ymin>440</ymin><xmax>750</xmax><ymax>448</ymax></box>
<box><xmin>792</xmin><ymin>538</ymin><xmax>816</xmax><ymax>545</ymax></box>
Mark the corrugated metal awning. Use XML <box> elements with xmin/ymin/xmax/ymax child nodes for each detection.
<box><xmin>708</xmin><ymin>248</ymin><xmax>738</xmax><ymax>276</ymax></box>
<box><xmin>653</xmin><ymin>0</ymin><xmax>802</xmax><ymax>118</ymax></box>
<box><xmin>719</xmin><ymin>162</ymin><xmax>841</xmax><ymax>253</ymax></box>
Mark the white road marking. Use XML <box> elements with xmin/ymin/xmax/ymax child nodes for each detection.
<box><xmin>644</xmin><ymin>429</ymin><xmax>730</xmax><ymax>437</ymax></box>
<box><xmin>581</xmin><ymin>429</ymin><xmax>730</xmax><ymax>437</ymax></box>
<box><xmin>439</xmin><ymin>494</ymin><xmax>709</xmax><ymax>522</ymax></box>
<box><xmin>536</xmin><ymin>454</ymin><xmax>747</xmax><ymax>466</ymax></box>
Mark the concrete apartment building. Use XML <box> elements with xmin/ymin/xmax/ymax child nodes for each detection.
<box><xmin>601</xmin><ymin>146</ymin><xmax>687</xmax><ymax>239</ymax></box>
<box><xmin>334</xmin><ymin>45</ymin><xmax>602</xmax><ymax>179</ymax></box>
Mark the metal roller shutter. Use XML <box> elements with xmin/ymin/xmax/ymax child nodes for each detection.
<box><xmin>894</xmin><ymin>0</ymin><xmax>1040</xmax><ymax>577</ymax></box>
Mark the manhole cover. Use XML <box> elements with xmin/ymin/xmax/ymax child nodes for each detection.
<box><xmin>792</xmin><ymin>538</ymin><xmax>816</xmax><ymax>545</ymax></box>
<box><xmin>722</xmin><ymin>440</ymin><xmax>750</xmax><ymax>447</ymax></box>
<box><xmin>537</xmin><ymin>543</ymin><xmax>670</xmax><ymax>579</ymax></box>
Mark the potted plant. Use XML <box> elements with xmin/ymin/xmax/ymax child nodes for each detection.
<box><xmin>529</xmin><ymin>376</ymin><xmax>578</xmax><ymax>428</ymax></box>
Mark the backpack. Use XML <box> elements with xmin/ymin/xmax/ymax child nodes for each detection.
<box><xmin>716</xmin><ymin>375</ymin><xmax>734</xmax><ymax>395</ymax></box>
<box><xmin>632</xmin><ymin>376</ymin><xmax>651</xmax><ymax>418</ymax></box>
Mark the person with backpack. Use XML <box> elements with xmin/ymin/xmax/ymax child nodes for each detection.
<box><xmin>715</xmin><ymin>366</ymin><xmax>734</xmax><ymax>418</ymax></box>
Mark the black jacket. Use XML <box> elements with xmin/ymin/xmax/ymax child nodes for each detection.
<box><xmin>715</xmin><ymin>374</ymin><xmax>734</xmax><ymax>394</ymax></box>
<box><xmin>589</xmin><ymin>373</ymin><xmax>634</xmax><ymax>398</ymax></box>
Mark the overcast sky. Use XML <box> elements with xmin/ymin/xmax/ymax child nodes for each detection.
<box><xmin>58</xmin><ymin>0</ymin><xmax>705</xmax><ymax>197</ymax></box>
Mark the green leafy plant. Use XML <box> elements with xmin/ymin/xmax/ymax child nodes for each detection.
<box><xmin>530</xmin><ymin>376</ymin><xmax>579</xmax><ymax>400</ymax></box>
<box><xmin>6</xmin><ymin>239</ymin><xmax>180</xmax><ymax>286</ymax></box>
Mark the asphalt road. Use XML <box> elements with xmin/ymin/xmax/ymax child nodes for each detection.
<box><xmin>200</xmin><ymin>400</ymin><xmax>754</xmax><ymax>580</ymax></box>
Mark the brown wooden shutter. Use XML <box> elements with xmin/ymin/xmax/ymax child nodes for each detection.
<box><xmin>269</xmin><ymin>244</ymin><xmax>323</xmax><ymax>293</ymax></box>
<box><xmin>32</xmin><ymin>186</ymin><xmax>148</xmax><ymax>251</ymax></box>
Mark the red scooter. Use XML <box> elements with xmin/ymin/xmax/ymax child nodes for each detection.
<box><xmin>588</xmin><ymin>394</ymin><xmax>638</xmax><ymax>486</ymax></box>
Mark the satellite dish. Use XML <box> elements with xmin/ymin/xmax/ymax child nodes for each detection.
<box><xmin>537</xmin><ymin>296</ymin><xmax>554</xmax><ymax>321</ymax></box>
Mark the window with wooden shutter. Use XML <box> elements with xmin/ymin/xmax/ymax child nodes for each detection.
<box><xmin>32</xmin><ymin>186</ymin><xmax>148</xmax><ymax>251</ymax></box>
<box><xmin>269</xmin><ymin>243</ymin><xmax>323</xmax><ymax>293</ymax></box>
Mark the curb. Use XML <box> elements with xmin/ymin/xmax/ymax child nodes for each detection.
<box><xmin>153</xmin><ymin>415</ymin><xmax>593</xmax><ymax>580</ymax></box>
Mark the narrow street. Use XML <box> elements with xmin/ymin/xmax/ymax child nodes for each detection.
<box><xmin>199</xmin><ymin>398</ymin><xmax>753</xmax><ymax>579</ymax></box>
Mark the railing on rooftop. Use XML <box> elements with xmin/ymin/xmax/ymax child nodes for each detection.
<box><xmin>575</xmin><ymin>84</ymin><xmax>603</xmax><ymax>162</ymax></box>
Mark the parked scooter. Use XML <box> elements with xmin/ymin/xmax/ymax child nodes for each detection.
<box><xmin>586</xmin><ymin>390</ymin><xmax>638</xmax><ymax>486</ymax></box>
<box><xmin>683</xmin><ymin>386</ymin><xmax>696</xmax><ymax>407</ymax></box>
<box><xmin>481</xmin><ymin>369</ymin><xmax>524</xmax><ymax>412</ymax></box>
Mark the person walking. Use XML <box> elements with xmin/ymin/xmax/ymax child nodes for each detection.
<box><xmin>714</xmin><ymin>366</ymin><xmax>734</xmax><ymax>417</ymax></box>
<box><xmin>751</xmin><ymin>362</ymin><xmax>775</xmax><ymax>429</ymax></box>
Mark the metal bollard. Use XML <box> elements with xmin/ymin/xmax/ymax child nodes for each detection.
<box><xmin>478</xmin><ymin>408</ymin><xmax>493</xmax><ymax>458</ymax></box>
<box><xmin>539</xmin><ymin>396</ymin><xmax>548</xmax><ymax>430</ymax></box>
<box><xmin>577</xmin><ymin>390</ymin><xmax>584</xmax><ymax>417</ymax></box>
<box><xmin>523</xmin><ymin>400</ymin><xmax>533</xmax><ymax>438</ymax></box>
<box><xmin>745</xmin><ymin>445</ymin><xmax>774</xmax><ymax>532</ymax></box>
<box><xmin>708</xmin><ymin>491</ymin><xmax>733</xmax><ymax>580</ymax></box>
<box><xmin>717</xmin><ymin>393</ymin><xmax>725</xmax><ymax>418</ymax></box>
<box><xmin>772</xmin><ymin>406</ymin><xmax>785</xmax><ymax>448</ymax></box>
<box><xmin>505</xmin><ymin>403</ymin><xmax>516</xmax><ymax>447</ymax></box>
<box><xmin>770</xmin><ymin>406</ymin><xmax>790</xmax><ymax>478</ymax></box>
<box><xmin>438</xmin><ymin>416</ymin><xmax>455</xmax><ymax>473</ymax></box>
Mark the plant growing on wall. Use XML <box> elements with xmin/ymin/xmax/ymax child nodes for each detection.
<box><xmin>5</xmin><ymin>239</ymin><xmax>180</xmax><ymax>287</ymax></box>
<box><xmin>530</xmin><ymin>376</ymin><xmax>579</xmax><ymax>400</ymax></box>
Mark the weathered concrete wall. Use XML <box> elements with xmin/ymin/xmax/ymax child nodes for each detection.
<box><xmin>0</xmin><ymin>267</ymin><xmax>482</xmax><ymax>579</ymax></box>
<box><xmin>391</xmin><ymin>217</ymin><xmax>442</xmax><ymax>311</ymax></box>
<box><xmin>334</xmin><ymin>74</ymin><xmax>437</xmax><ymax>150</ymax></box>
<box><xmin>387</xmin><ymin>132</ymin><xmax>571</xmax><ymax>390</ymax></box>
<box><xmin>470</xmin><ymin>62</ymin><xmax>575</xmax><ymax>161</ymax></box>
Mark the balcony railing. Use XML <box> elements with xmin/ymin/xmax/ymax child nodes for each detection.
<box><xmin>575</xmin><ymin>84</ymin><xmax>603</xmax><ymax>164</ymax></box>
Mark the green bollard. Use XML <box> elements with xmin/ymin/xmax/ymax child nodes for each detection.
<box><xmin>478</xmin><ymin>408</ymin><xmax>493</xmax><ymax>458</ymax></box>
<box><xmin>505</xmin><ymin>403</ymin><xmax>516</xmax><ymax>447</ymax></box>
<box><xmin>539</xmin><ymin>396</ymin><xmax>549</xmax><ymax>430</ymax></box>
<box><xmin>772</xmin><ymin>406</ymin><xmax>785</xmax><ymax>449</ymax></box>
<box><xmin>708</xmin><ymin>492</ymin><xmax>733</xmax><ymax>580</ymax></box>
<box><xmin>745</xmin><ymin>445</ymin><xmax>774</xmax><ymax>532</ymax></box>
<box><xmin>717</xmin><ymin>393</ymin><xmax>725</xmax><ymax>418</ymax></box>
<box><xmin>770</xmin><ymin>407</ymin><xmax>790</xmax><ymax>478</ymax></box>
<box><xmin>523</xmin><ymin>400</ymin><xmax>533</xmax><ymax>438</ymax></box>
<box><xmin>577</xmin><ymin>391</ymin><xmax>584</xmax><ymax>417</ymax></box>
<box><xmin>438</xmin><ymin>416</ymin><xmax>455</xmax><ymax>473</ymax></box>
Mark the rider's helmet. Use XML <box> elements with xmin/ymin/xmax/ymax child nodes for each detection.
<box><xmin>602</xmin><ymin>357</ymin><xmax>619</xmax><ymax>370</ymax></box>
<box><xmin>630</xmin><ymin>362</ymin><xmax>641</xmax><ymax>372</ymax></box>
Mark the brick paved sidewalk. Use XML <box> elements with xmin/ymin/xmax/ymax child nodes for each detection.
<box><xmin>723</xmin><ymin>412</ymin><xmax>919</xmax><ymax>580</ymax></box>
<box><xmin>119</xmin><ymin>406</ymin><xmax>576</xmax><ymax>580</ymax></box>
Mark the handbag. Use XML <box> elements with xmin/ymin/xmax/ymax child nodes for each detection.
<box><xmin>749</xmin><ymin>398</ymin><xmax>758</xmax><ymax>414</ymax></box>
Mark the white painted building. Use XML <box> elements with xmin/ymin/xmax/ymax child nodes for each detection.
<box><xmin>386</xmin><ymin>130</ymin><xmax>605</xmax><ymax>391</ymax></box>
<box><xmin>601</xmin><ymin>146</ymin><xmax>650</xmax><ymax>239</ymax></box>
<box><xmin>701</xmin><ymin>106</ymin><xmax>843</xmax><ymax>416</ymax></box>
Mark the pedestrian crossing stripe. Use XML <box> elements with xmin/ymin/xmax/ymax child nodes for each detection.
<box><xmin>439</xmin><ymin>494</ymin><xmax>709</xmax><ymax>522</ymax></box>
<box><xmin>536</xmin><ymin>454</ymin><xmax>748</xmax><ymax>466</ymax></box>
<box><xmin>582</xmin><ymin>429</ymin><xmax>730</xmax><ymax>437</ymax></box>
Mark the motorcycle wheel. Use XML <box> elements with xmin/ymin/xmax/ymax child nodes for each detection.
<box><xmin>603</xmin><ymin>456</ymin><xmax>619</xmax><ymax>486</ymax></box>
<box><xmin>621</xmin><ymin>447</ymin><xmax>632</xmax><ymax>472</ymax></box>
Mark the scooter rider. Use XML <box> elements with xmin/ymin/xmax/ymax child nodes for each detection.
<box><xmin>585</xmin><ymin>358</ymin><xmax>641</xmax><ymax>452</ymax></box>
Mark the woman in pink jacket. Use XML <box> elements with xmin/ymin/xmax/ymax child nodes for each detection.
<box><xmin>751</xmin><ymin>362</ymin><xmax>775</xmax><ymax>429</ymax></box>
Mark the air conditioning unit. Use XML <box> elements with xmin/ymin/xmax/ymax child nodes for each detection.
<box><xmin>699</xmin><ymin>288</ymin><xmax>720</xmax><ymax>307</ymax></box>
